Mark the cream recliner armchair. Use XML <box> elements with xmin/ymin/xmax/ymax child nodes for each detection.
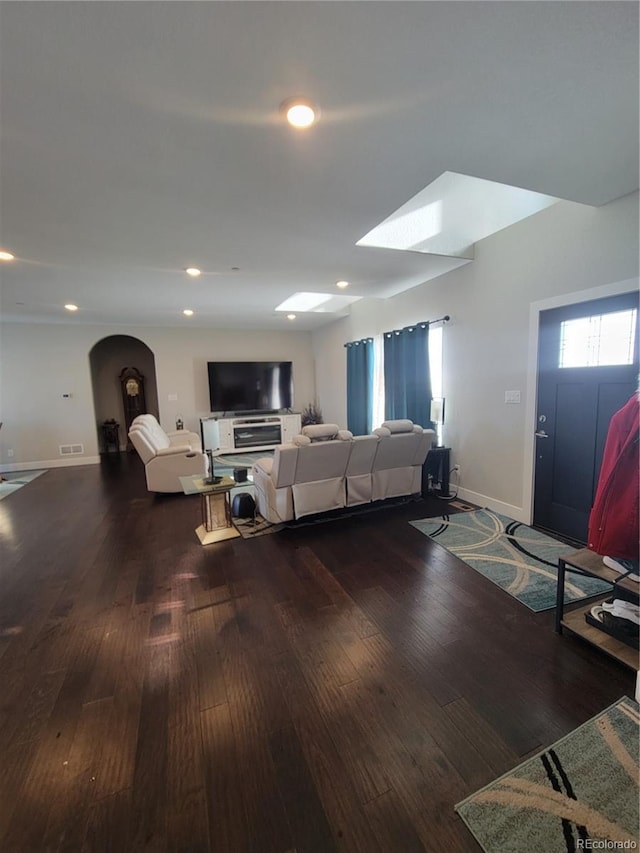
<box><xmin>370</xmin><ymin>419</ymin><xmax>435</xmax><ymax>501</ymax></box>
<box><xmin>128</xmin><ymin>414</ymin><xmax>208</xmax><ymax>493</ymax></box>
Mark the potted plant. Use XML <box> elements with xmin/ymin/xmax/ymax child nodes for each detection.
<box><xmin>301</xmin><ymin>400</ymin><xmax>324</xmax><ymax>427</ymax></box>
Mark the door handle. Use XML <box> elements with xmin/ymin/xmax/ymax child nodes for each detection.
<box><xmin>535</xmin><ymin>430</ymin><xmax>549</xmax><ymax>438</ymax></box>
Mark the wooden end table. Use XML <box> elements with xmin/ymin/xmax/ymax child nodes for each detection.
<box><xmin>180</xmin><ymin>474</ymin><xmax>242</xmax><ymax>545</ymax></box>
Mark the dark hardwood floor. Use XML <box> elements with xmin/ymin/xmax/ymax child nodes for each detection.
<box><xmin>0</xmin><ymin>454</ymin><xmax>634</xmax><ymax>852</ymax></box>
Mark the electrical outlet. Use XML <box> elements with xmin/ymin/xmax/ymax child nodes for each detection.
<box><xmin>452</xmin><ymin>463</ymin><xmax>460</xmax><ymax>473</ymax></box>
<box><xmin>7</xmin><ymin>449</ymin><xmax>14</xmax><ymax>457</ymax></box>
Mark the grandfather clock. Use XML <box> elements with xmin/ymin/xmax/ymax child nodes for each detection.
<box><xmin>119</xmin><ymin>366</ymin><xmax>146</xmax><ymax>447</ymax></box>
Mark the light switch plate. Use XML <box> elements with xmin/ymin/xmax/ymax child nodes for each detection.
<box><xmin>505</xmin><ymin>390</ymin><xmax>521</xmax><ymax>404</ymax></box>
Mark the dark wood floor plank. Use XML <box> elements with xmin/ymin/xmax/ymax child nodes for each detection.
<box><xmin>3</xmin><ymin>666</ymin><xmax>67</xmax><ymax>749</ymax></box>
<box><xmin>271</xmin><ymin>652</ymin><xmax>388</xmax><ymax>853</ymax></box>
<box><xmin>166</xmin><ymin>575</ymin><xmax>211</xmax><ymax>853</ymax></box>
<box><xmin>441</xmin><ymin>696</ymin><xmax>520</xmax><ymax>777</ymax></box>
<box><xmin>0</xmin><ymin>737</ymin><xmax>42</xmax><ymax>840</ymax></box>
<box><xmin>361</xmin><ymin>789</ymin><xmax>429</xmax><ymax>853</ymax></box>
<box><xmin>339</xmin><ymin>678</ymin><xmax>474</xmax><ymax>852</ymax></box>
<box><xmin>0</xmin><ymin>463</ymin><xmax>635</xmax><ymax>853</ymax></box>
<box><xmin>92</xmin><ymin>603</ymin><xmax>152</xmax><ymax>801</ymax></box>
<box><xmin>342</xmin><ymin>583</ymin><xmax>462</xmax><ymax>707</ymax></box>
<box><xmin>200</xmin><ymin>703</ymin><xmax>250</xmax><ymax>853</ymax></box>
<box><xmin>126</xmin><ymin>640</ymin><xmax>170</xmax><ymax>852</ymax></box>
<box><xmin>269</xmin><ymin>724</ymin><xmax>339</xmax><ymax>853</ymax></box>
<box><xmin>291</xmin><ymin>545</ymin><xmax>380</xmax><ymax>639</ymax></box>
<box><xmin>211</xmin><ymin>599</ymin><xmax>294</xmax><ymax>853</ymax></box>
<box><xmin>189</xmin><ymin>605</ymin><xmax>228</xmax><ymax>711</ymax></box>
<box><xmin>41</xmin><ymin>697</ymin><xmax>114</xmax><ymax>853</ymax></box>
<box><xmin>81</xmin><ymin>789</ymin><xmax>133</xmax><ymax>853</ymax></box>
<box><xmin>275</xmin><ymin>600</ymin><xmax>391</xmax><ymax>806</ymax></box>
<box><xmin>2</xmin><ymin>624</ymin><xmax>104</xmax><ymax>851</ymax></box>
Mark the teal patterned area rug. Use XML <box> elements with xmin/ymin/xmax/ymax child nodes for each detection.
<box><xmin>0</xmin><ymin>469</ymin><xmax>47</xmax><ymax>501</ymax></box>
<box><xmin>455</xmin><ymin>697</ymin><xmax>640</xmax><ymax>853</ymax></box>
<box><xmin>410</xmin><ymin>509</ymin><xmax>610</xmax><ymax>611</ymax></box>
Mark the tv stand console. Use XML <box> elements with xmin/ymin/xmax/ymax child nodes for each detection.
<box><xmin>200</xmin><ymin>413</ymin><xmax>301</xmax><ymax>454</ymax></box>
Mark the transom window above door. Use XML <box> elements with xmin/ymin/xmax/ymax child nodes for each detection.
<box><xmin>558</xmin><ymin>308</ymin><xmax>637</xmax><ymax>368</ymax></box>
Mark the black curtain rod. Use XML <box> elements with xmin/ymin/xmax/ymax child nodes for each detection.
<box><xmin>385</xmin><ymin>315</ymin><xmax>451</xmax><ymax>335</ymax></box>
<box><xmin>345</xmin><ymin>316</ymin><xmax>450</xmax><ymax>346</ymax></box>
<box><xmin>408</xmin><ymin>315</ymin><xmax>450</xmax><ymax>328</ymax></box>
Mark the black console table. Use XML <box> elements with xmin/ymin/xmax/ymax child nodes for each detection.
<box><xmin>422</xmin><ymin>446</ymin><xmax>450</xmax><ymax>497</ymax></box>
<box><xmin>101</xmin><ymin>420</ymin><xmax>120</xmax><ymax>453</ymax></box>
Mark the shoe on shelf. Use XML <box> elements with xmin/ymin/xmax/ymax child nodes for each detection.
<box><xmin>602</xmin><ymin>556</ymin><xmax>640</xmax><ymax>582</ymax></box>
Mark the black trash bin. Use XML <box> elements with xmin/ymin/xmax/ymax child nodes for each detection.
<box><xmin>232</xmin><ymin>492</ymin><xmax>256</xmax><ymax>519</ymax></box>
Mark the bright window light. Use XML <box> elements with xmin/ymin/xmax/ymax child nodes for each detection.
<box><xmin>276</xmin><ymin>292</ymin><xmax>332</xmax><ymax>312</ymax></box>
<box><xmin>559</xmin><ymin>309</ymin><xmax>637</xmax><ymax>368</ymax></box>
<box><xmin>371</xmin><ymin>324</ymin><xmax>444</xmax><ymax>437</ymax></box>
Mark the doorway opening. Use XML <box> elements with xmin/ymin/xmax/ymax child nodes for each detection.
<box><xmin>89</xmin><ymin>335</ymin><xmax>159</xmax><ymax>453</ymax></box>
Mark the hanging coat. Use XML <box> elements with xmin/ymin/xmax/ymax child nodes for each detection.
<box><xmin>588</xmin><ymin>393</ymin><xmax>640</xmax><ymax>560</ymax></box>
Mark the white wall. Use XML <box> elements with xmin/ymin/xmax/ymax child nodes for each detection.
<box><xmin>0</xmin><ymin>324</ymin><xmax>315</xmax><ymax>470</ymax></box>
<box><xmin>312</xmin><ymin>192</ymin><xmax>639</xmax><ymax>522</ymax></box>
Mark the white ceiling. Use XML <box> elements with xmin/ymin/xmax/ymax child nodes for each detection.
<box><xmin>0</xmin><ymin>1</ymin><xmax>638</xmax><ymax>330</ymax></box>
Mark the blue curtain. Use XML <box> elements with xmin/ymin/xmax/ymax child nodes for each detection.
<box><xmin>345</xmin><ymin>338</ymin><xmax>374</xmax><ymax>436</ymax></box>
<box><xmin>383</xmin><ymin>323</ymin><xmax>433</xmax><ymax>427</ymax></box>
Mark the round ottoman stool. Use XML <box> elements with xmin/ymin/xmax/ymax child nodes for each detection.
<box><xmin>231</xmin><ymin>492</ymin><xmax>256</xmax><ymax>519</ymax></box>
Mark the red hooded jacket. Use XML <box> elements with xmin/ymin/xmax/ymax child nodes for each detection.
<box><xmin>588</xmin><ymin>393</ymin><xmax>640</xmax><ymax>560</ymax></box>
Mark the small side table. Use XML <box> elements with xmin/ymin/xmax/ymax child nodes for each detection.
<box><xmin>422</xmin><ymin>446</ymin><xmax>451</xmax><ymax>497</ymax></box>
<box><xmin>101</xmin><ymin>421</ymin><xmax>120</xmax><ymax>453</ymax></box>
<box><xmin>555</xmin><ymin>547</ymin><xmax>638</xmax><ymax>671</ymax></box>
<box><xmin>180</xmin><ymin>475</ymin><xmax>242</xmax><ymax>545</ymax></box>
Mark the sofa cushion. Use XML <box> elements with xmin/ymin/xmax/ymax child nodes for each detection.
<box><xmin>301</xmin><ymin>423</ymin><xmax>340</xmax><ymax>441</ymax></box>
<box><xmin>380</xmin><ymin>419</ymin><xmax>416</xmax><ymax>434</ymax></box>
<box><xmin>293</xmin><ymin>434</ymin><xmax>312</xmax><ymax>447</ymax></box>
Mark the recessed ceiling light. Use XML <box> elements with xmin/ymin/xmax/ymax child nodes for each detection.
<box><xmin>287</xmin><ymin>314</ymin><xmax>297</xmax><ymax>320</ymax></box>
<box><xmin>65</xmin><ymin>303</ymin><xmax>79</xmax><ymax>312</ymax></box>
<box><xmin>336</xmin><ymin>280</ymin><xmax>349</xmax><ymax>289</ymax></box>
<box><xmin>0</xmin><ymin>250</ymin><xmax>15</xmax><ymax>261</ymax></box>
<box><xmin>281</xmin><ymin>97</ymin><xmax>318</xmax><ymax>129</ymax></box>
<box><xmin>183</xmin><ymin>309</ymin><xmax>194</xmax><ymax>316</ymax></box>
<box><xmin>185</xmin><ymin>267</ymin><xmax>201</xmax><ymax>277</ymax></box>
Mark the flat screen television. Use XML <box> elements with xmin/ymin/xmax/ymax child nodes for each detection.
<box><xmin>207</xmin><ymin>361</ymin><xmax>293</xmax><ymax>414</ymax></box>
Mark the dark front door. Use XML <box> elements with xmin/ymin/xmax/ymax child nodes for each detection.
<box><xmin>533</xmin><ymin>291</ymin><xmax>638</xmax><ymax>542</ymax></box>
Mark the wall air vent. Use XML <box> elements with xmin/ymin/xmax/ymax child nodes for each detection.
<box><xmin>59</xmin><ymin>444</ymin><xmax>84</xmax><ymax>456</ymax></box>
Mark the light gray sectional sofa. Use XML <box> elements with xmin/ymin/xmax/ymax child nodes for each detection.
<box><xmin>252</xmin><ymin>420</ymin><xmax>435</xmax><ymax>523</ymax></box>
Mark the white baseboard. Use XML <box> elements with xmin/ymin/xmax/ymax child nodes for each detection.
<box><xmin>456</xmin><ymin>486</ymin><xmax>529</xmax><ymax>524</ymax></box>
<box><xmin>0</xmin><ymin>456</ymin><xmax>101</xmax><ymax>474</ymax></box>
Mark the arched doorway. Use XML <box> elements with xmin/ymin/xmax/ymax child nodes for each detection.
<box><xmin>89</xmin><ymin>335</ymin><xmax>159</xmax><ymax>452</ymax></box>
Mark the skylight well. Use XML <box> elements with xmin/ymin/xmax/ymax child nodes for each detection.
<box><xmin>357</xmin><ymin>171</ymin><xmax>563</xmax><ymax>259</ymax></box>
<box><xmin>276</xmin><ymin>292</ymin><xmax>360</xmax><ymax>314</ymax></box>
